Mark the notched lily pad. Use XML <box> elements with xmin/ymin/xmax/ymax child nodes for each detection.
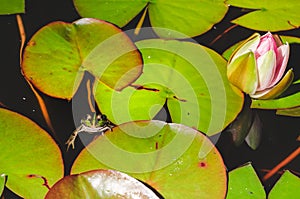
<box><xmin>95</xmin><ymin>39</ymin><xmax>243</xmax><ymax>136</ymax></box>
<box><xmin>268</xmin><ymin>170</ymin><xmax>300</xmax><ymax>199</ymax></box>
<box><xmin>227</xmin><ymin>0</ymin><xmax>300</xmax><ymax>31</ymax></box>
<box><xmin>71</xmin><ymin>120</ymin><xmax>227</xmax><ymax>198</ymax></box>
<box><xmin>0</xmin><ymin>0</ymin><xmax>24</xmax><ymax>15</ymax></box>
<box><xmin>21</xmin><ymin>18</ymin><xmax>142</xmax><ymax>99</ymax></box>
<box><xmin>0</xmin><ymin>108</ymin><xmax>64</xmax><ymax>199</ymax></box>
<box><xmin>73</xmin><ymin>0</ymin><xmax>228</xmax><ymax>38</ymax></box>
<box><xmin>45</xmin><ymin>169</ymin><xmax>160</xmax><ymax>199</ymax></box>
<box><xmin>227</xmin><ymin>163</ymin><xmax>266</xmax><ymax>199</ymax></box>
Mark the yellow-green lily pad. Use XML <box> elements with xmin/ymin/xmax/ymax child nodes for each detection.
<box><xmin>0</xmin><ymin>0</ymin><xmax>24</xmax><ymax>15</ymax></box>
<box><xmin>95</xmin><ymin>39</ymin><xmax>244</xmax><ymax>136</ymax></box>
<box><xmin>251</xmin><ymin>92</ymin><xmax>300</xmax><ymax>109</ymax></box>
<box><xmin>22</xmin><ymin>18</ymin><xmax>142</xmax><ymax>99</ymax></box>
<box><xmin>276</xmin><ymin>106</ymin><xmax>300</xmax><ymax>117</ymax></box>
<box><xmin>0</xmin><ymin>108</ymin><xmax>64</xmax><ymax>199</ymax></box>
<box><xmin>227</xmin><ymin>163</ymin><xmax>266</xmax><ymax>199</ymax></box>
<box><xmin>71</xmin><ymin>120</ymin><xmax>227</xmax><ymax>198</ymax></box>
<box><xmin>268</xmin><ymin>170</ymin><xmax>300</xmax><ymax>199</ymax></box>
<box><xmin>227</xmin><ymin>0</ymin><xmax>300</xmax><ymax>31</ymax></box>
<box><xmin>73</xmin><ymin>0</ymin><xmax>228</xmax><ymax>38</ymax></box>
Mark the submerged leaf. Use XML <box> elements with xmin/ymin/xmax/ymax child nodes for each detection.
<box><xmin>71</xmin><ymin>120</ymin><xmax>227</xmax><ymax>198</ymax></box>
<box><xmin>0</xmin><ymin>108</ymin><xmax>64</xmax><ymax>199</ymax></box>
<box><xmin>45</xmin><ymin>169</ymin><xmax>160</xmax><ymax>199</ymax></box>
<box><xmin>245</xmin><ymin>112</ymin><xmax>262</xmax><ymax>150</ymax></box>
<box><xmin>228</xmin><ymin>105</ymin><xmax>253</xmax><ymax>147</ymax></box>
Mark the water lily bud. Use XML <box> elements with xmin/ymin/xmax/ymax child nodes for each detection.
<box><xmin>227</xmin><ymin>32</ymin><xmax>293</xmax><ymax>99</ymax></box>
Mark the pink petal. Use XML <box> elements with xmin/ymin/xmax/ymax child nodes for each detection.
<box><xmin>269</xmin><ymin>43</ymin><xmax>290</xmax><ymax>87</ymax></box>
<box><xmin>251</xmin><ymin>69</ymin><xmax>294</xmax><ymax>99</ymax></box>
<box><xmin>255</xmin><ymin>32</ymin><xmax>278</xmax><ymax>59</ymax></box>
<box><xmin>256</xmin><ymin>51</ymin><xmax>276</xmax><ymax>91</ymax></box>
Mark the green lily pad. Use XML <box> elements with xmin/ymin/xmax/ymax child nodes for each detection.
<box><xmin>22</xmin><ymin>18</ymin><xmax>142</xmax><ymax>99</ymax></box>
<box><xmin>0</xmin><ymin>174</ymin><xmax>6</xmax><ymax>196</ymax></box>
<box><xmin>281</xmin><ymin>35</ymin><xmax>300</xmax><ymax>44</ymax></box>
<box><xmin>268</xmin><ymin>170</ymin><xmax>300</xmax><ymax>199</ymax></box>
<box><xmin>294</xmin><ymin>79</ymin><xmax>300</xmax><ymax>84</ymax></box>
<box><xmin>95</xmin><ymin>39</ymin><xmax>244</xmax><ymax>136</ymax></box>
<box><xmin>227</xmin><ymin>163</ymin><xmax>266</xmax><ymax>199</ymax></box>
<box><xmin>45</xmin><ymin>169</ymin><xmax>159</xmax><ymax>198</ymax></box>
<box><xmin>71</xmin><ymin>120</ymin><xmax>227</xmax><ymax>198</ymax></box>
<box><xmin>0</xmin><ymin>108</ymin><xmax>64</xmax><ymax>199</ymax></box>
<box><xmin>276</xmin><ymin>106</ymin><xmax>300</xmax><ymax>117</ymax></box>
<box><xmin>251</xmin><ymin>92</ymin><xmax>300</xmax><ymax>109</ymax></box>
<box><xmin>73</xmin><ymin>0</ymin><xmax>228</xmax><ymax>38</ymax></box>
<box><xmin>227</xmin><ymin>0</ymin><xmax>300</xmax><ymax>31</ymax></box>
<box><xmin>0</xmin><ymin>0</ymin><xmax>24</xmax><ymax>15</ymax></box>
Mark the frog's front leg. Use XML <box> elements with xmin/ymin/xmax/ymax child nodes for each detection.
<box><xmin>65</xmin><ymin>124</ymin><xmax>84</xmax><ymax>150</ymax></box>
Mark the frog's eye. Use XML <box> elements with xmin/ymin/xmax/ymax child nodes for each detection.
<box><xmin>101</xmin><ymin>115</ymin><xmax>107</xmax><ymax>120</ymax></box>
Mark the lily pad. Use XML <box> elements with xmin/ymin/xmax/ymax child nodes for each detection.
<box><xmin>45</xmin><ymin>169</ymin><xmax>159</xmax><ymax>198</ymax></box>
<box><xmin>268</xmin><ymin>170</ymin><xmax>300</xmax><ymax>199</ymax></box>
<box><xmin>227</xmin><ymin>163</ymin><xmax>266</xmax><ymax>199</ymax></box>
<box><xmin>281</xmin><ymin>35</ymin><xmax>300</xmax><ymax>44</ymax></box>
<box><xmin>73</xmin><ymin>0</ymin><xmax>228</xmax><ymax>38</ymax></box>
<box><xmin>251</xmin><ymin>92</ymin><xmax>300</xmax><ymax>109</ymax></box>
<box><xmin>0</xmin><ymin>0</ymin><xmax>24</xmax><ymax>15</ymax></box>
<box><xmin>71</xmin><ymin>120</ymin><xmax>227</xmax><ymax>198</ymax></box>
<box><xmin>276</xmin><ymin>106</ymin><xmax>300</xmax><ymax>117</ymax></box>
<box><xmin>227</xmin><ymin>0</ymin><xmax>300</xmax><ymax>31</ymax></box>
<box><xmin>0</xmin><ymin>174</ymin><xmax>6</xmax><ymax>196</ymax></box>
<box><xmin>22</xmin><ymin>18</ymin><xmax>142</xmax><ymax>99</ymax></box>
<box><xmin>294</xmin><ymin>79</ymin><xmax>300</xmax><ymax>84</ymax></box>
<box><xmin>95</xmin><ymin>39</ymin><xmax>243</xmax><ymax>136</ymax></box>
<box><xmin>0</xmin><ymin>108</ymin><xmax>64</xmax><ymax>199</ymax></box>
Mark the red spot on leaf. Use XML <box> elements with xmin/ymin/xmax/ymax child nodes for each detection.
<box><xmin>155</xmin><ymin>142</ymin><xmax>158</xmax><ymax>149</ymax></box>
<box><xmin>198</xmin><ymin>161</ymin><xmax>207</xmax><ymax>168</ymax></box>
